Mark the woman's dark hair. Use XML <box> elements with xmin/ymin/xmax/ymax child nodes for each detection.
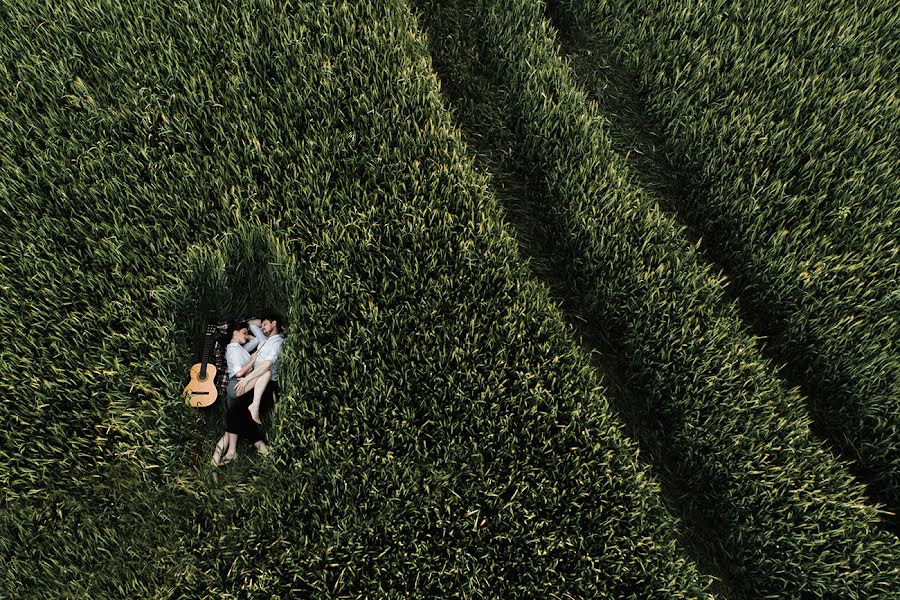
<box><xmin>225</xmin><ymin>320</ymin><xmax>249</xmax><ymax>343</ymax></box>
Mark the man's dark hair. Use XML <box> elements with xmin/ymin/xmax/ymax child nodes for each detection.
<box><xmin>225</xmin><ymin>320</ymin><xmax>249</xmax><ymax>343</ymax></box>
<box><xmin>260</xmin><ymin>311</ymin><xmax>286</xmax><ymax>334</ymax></box>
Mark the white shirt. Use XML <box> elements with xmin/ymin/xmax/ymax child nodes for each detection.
<box><xmin>224</xmin><ymin>325</ymin><xmax>262</xmax><ymax>378</ymax></box>
<box><xmin>256</xmin><ymin>332</ymin><xmax>284</xmax><ymax>382</ymax></box>
<box><xmin>243</xmin><ymin>323</ymin><xmax>284</xmax><ymax>382</ymax></box>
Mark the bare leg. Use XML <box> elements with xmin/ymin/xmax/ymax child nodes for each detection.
<box><xmin>224</xmin><ymin>432</ymin><xmax>238</xmax><ymax>462</ymax></box>
<box><xmin>248</xmin><ymin>371</ymin><xmax>272</xmax><ymax>425</ymax></box>
<box><xmin>211</xmin><ymin>433</ymin><xmax>230</xmax><ymax>467</ymax></box>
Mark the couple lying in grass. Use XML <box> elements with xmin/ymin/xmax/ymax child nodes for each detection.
<box><xmin>212</xmin><ymin>312</ymin><xmax>285</xmax><ymax>467</ymax></box>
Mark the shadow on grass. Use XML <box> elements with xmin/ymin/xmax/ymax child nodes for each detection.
<box><xmin>152</xmin><ymin>222</ymin><xmax>296</xmax><ymax>482</ymax></box>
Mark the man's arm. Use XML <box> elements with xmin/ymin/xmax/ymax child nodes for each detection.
<box><xmin>247</xmin><ymin>323</ymin><xmax>267</xmax><ymax>349</ymax></box>
<box><xmin>242</xmin><ymin>333</ymin><xmax>260</xmax><ymax>353</ymax></box>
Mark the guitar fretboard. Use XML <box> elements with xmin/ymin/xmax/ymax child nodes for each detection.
<box><xmin>198</xmin><ymin>324</ymin><xmax>217</xmax><ymax>379</ymax></box>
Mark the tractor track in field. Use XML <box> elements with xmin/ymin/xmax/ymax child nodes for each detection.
<box><xmin>544</xmin><ymin>3</ymin><xmax>900</xmax><ymax>535</ymax></box>
<box><xmin>418</xmin><ymin>18</ymin><xmax>739</xmax><ymax>600</ymax></box>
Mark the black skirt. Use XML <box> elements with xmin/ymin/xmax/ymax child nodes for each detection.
<box><xmin>224</xmin><ymin>376</ymin><xmax>279</xmax><ymax>443</ymax></box>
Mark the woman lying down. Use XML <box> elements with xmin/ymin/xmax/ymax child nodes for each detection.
<box><xmin>211</xmin><ymin>312</ymin><xmax>285</xmax><ymax>467</ymax></box>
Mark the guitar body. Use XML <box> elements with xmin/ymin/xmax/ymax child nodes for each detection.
<box><xmin>183</xmin><ymin>362</ymin><xmax>218</xmax><ymax>407</ymax></box>
<box><xmin>184</xmin><ymin>319</ymin><xmax>221</xmax><ymax>408</ymax></box>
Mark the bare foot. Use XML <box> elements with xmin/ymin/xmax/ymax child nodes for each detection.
<box><xmin>254</xmin><ymin>441</ymin><xmax>269</xmax><ymax>457</ymax></box>
<box><xmin>249</xmin><ymin>402</ymin><xmax>262</xmax><ymax>425</ymax></box>
<box><xmin>222</xmin><ymin>451</ymin><xmax>236</xmax><ymax>465</ymax></box>
<box><xmin>211</xmin><ymin>438</ymin><xmax>227</xmax><ymax>467</ymax></box>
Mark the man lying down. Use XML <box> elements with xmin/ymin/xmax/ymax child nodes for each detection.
<box><xmin>211</xmin><ymin>312</ymin><xmax>285</xmax><ymax>467</ymax></box>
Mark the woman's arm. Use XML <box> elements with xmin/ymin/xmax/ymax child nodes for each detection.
<box><xmin>234</xmin><ymin>359</ymin><xmax>272</xmax><ymax>396</ymax></box>
<box><xmin>225</xmin><ymin>346</ymin><xmax>245</xmax><ymax>380</ymax></box>
<box><xmin>241</xmin><ymin>359</ymin><xmax>272</xmax><ymax>386</ymax></box>
<box><xmin>235</xmin><ymin>350</ymin><xmax>258</xmax><ymax>377</ymax></box>
<box><xmin>235</xmin><ymin>357</ymin><xmax>255</xmax><ymax>378</ymax></box>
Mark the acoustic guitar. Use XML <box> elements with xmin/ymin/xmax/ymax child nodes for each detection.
<box><xmin>183</xmin><ymin>323</ymin><xmax>218</xmax><ymax>407</ymax></box>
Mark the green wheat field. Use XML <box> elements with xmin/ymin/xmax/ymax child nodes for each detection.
<box><xmin>2</xmin><ymin>0</ymin><xmax>898</xmax><ymax>597</ymax></box>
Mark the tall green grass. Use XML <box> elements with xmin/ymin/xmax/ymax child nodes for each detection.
<box><xmin>551</xmin><ymin>0</ymin><xmax>900</xmax><ymax>512</ymax></box>
<box><xmin>1</xmin><ymin>0</ymin><xmax>714</xmax><ymax>596</ymax></box>
<box><xmin>413</xmin><ymin>0</ymin><xmax>900</xmax><ymax>596</ymax></box>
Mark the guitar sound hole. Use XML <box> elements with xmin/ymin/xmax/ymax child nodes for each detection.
<box><xmin>198</xmin><ymin>374</ymin><xmax>207</xmax><ymax>382</ymax></box>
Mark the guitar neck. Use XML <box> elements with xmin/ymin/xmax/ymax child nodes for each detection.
<box><xmin>198</xmin><ymin>324</ymin><xmax>216</xmax><ymax>378</ymax></box>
